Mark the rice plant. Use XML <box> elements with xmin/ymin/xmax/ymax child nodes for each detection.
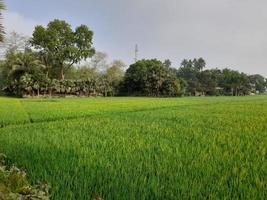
<box><xmin>0</xmin><ymin>96</ymin><xmax>266</xmax><ymax>199</ymax></box>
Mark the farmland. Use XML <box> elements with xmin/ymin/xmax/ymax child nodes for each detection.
<box><xmin>0</xmin><ymin>96</ymin><xmax>266</xmax><ymax>199</ymax></box>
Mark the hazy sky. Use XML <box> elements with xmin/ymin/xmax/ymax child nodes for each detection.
<box><xmin>3</xmin><ymin>0</ymin><xmax>267</xmax><ymax>76</ymax></box>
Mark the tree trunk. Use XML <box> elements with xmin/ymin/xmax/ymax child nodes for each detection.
<box><xmin>105</xmin><ymin>89</ymin><xmax>107</xmax><ymax>97</ymax></box>
<box><xmin>61</xmin><ymin>66</ymin><xmax>65</xmax><ymax>80</ymax></box>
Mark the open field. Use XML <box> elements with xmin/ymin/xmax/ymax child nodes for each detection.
<box><xmin>0</xmin><ymin>96</ymin><xmax>266</xmax><ymax>199</ymax></box>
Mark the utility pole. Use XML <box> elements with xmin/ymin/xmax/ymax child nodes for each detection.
<box><xmin>134</xmin><ymin>44</ymin><xmax>138</xmax><ymax>62</ymax></box>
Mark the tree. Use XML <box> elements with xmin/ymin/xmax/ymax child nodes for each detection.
<box><xmin>123</xmin><ymin>59</ymin><xmax>183</xmax><ymax>96</ymax></box>
<box><xmin>104</xmin><ymin>60</ymin><xmax>126</xmax><ymax>96</ymax></box>
<box><xmin>31</xmin><ymin>19</ymin><xmax>95</xmax><ymax>80</ymax></box>
<box><xmin>0</xmin><ymin>31</ymin><xmax>32</xmax><ymax>91</ymax></box>
<box><xmin>0</xmin><ymin>60</ymin><xmax>5</xmax><ymax>93</ymax></box>
<box><xmin>4</xmin><ymin>49</ymin><xmax>45</xmax><ymax>96</ymax></box>
<box><xmin>161</xmin><ymin>74</ymin><xmax>182</xmax><ymax>96</ymax></box>
<box><xmin>70</xmin><ymin>65</ymin><xmax>99</xmax><ymax>80</ymax></box>
<box><xmin>193</xmin><ymin>58</ymin><xmax>206</xmax><ymax>71</ymax></box>
<box><xmin>110</xmin><ymin>59</ymin><xmax>126</xmax><ymax>69</ymax></box>
<box><xmin>19</xmin><ymin>73</ymin><xmax>34</xmax><ymax>96</ymax></box>
<box><xmin>219</xmin><ymin>69</ymin><xmax>251</xmax><ymax>96</ymax></box>
<box><xmin>177</xmin><ymin>58</ymin><xmax>206</xmax><ymax>95</ymax></box>
<box><xmin>0</xmin><ymin>0</ymin><xmax>5</xmax><ymax>42</ymax></box>
<box><xmin>163</xmin><ymin>59</ymin><xmax>172</xmax><ymax>68</ymax></box>
<box><xmin>90</xmin><ymin>51</ymin><xmax>108</xmax><ymax>70</ymax></box>
<box><xmin>249</xmin><ymin>74</ymin><xmax>266</xmax><ymax>93</ymax></box>
<box><xmin>177</xmin><ymin>60</ymin><xmax>199</xmax><ymax>95</ymax></box>
<box><xmin>197</xmin><ymin>69</ymin><xmax>222</xmax><ymax>95</ymax></box>
<box><xmin>9</xmin><ymin>49</ymin><xmax>43</xmax><ymax>79</ymax></box>
<box><xmin>1</xmin><ymin>31</ymin><xmax>28</xmax><ymax>56</ymax></box>
<box><xmin>0</xmin><ymin>0</ymin><xmax>4</xmax><ymax>93</ymax></box>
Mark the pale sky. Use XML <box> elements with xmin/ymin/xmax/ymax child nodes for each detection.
<box><xmin>3</xmin><ymin>0</ymin><xmax>267</xmax><ymax>76</ymax></box>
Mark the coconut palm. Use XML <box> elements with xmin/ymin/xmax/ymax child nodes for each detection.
<box><xmin>9</xmin><ymin>49</ymin><xmax>45</xmax><ymax>80</ymax></box>
<box><xmin>0</xmin><ymin>0</ymin><xmax>5</xmax><ymax>42</ymax></box>
<box><xmin>6</xmin><ymin>50</ymin><xmax>46</xmax><ymax>96</ymax></box>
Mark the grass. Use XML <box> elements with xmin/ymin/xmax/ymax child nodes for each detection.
<box><xmin>0</xmin><ymin>96</ymin><xmax>266</xmax><ymax>199</ymax></box>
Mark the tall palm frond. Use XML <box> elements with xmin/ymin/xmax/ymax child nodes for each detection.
<box><xmin>0</xmin><ymin>0</ymin><xmax>5</xmax><ymax>42</ymax></box>
<box><xmin>10</xmin><ymin>51</ymin><xmax>44</xmax><ymax>79</ymax></box>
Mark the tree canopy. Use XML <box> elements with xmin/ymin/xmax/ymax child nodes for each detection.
<box><xmin>123</xmin><ymin>59</ymin><xmax>184</xmax><ymax>96</ymax></box>
<box><xmin>0</xmin><ymin>0</ymin><xmax>5</xmax><ymax>42</ymax></box>
<box><xmin>31</xmin><ymin>19</ymin><xmax>95</xmax><ymax>80</ymax></box>
<box><xmin>0</xmin><ymin>19</ymin><xmax>266</xmax><ymax>97</ymax></box>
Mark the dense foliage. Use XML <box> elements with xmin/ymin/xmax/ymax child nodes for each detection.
<box><xmin>123</xmin><ymin>59</ymin><xmax>184</xmax><ymax>96</ymax></box>
<box><xmin>177</xmin><ymin>58</ymin><xmax>267</xmax><ymax>96</ymax></box>
<box><xmin>0</xmin><ymin>153</ymin><xmax>49</xmax><ymax>199</ymax></box>
<box><xmin>0</xmin><ymin>19</ymin><xmax>266</xmax><ymax>97</ymax></box>
<box><xmin>0</xmin><ymin>0</ymin><xmax>4</xmax><ymax>42</ymax></box>
<box><xmin>0</xmin><ymin>96</ymin><xmax>266</xmax><ymax>199</ymax></box>
<box><xmin>31</xmin><ymin>19</ymin><xmax>95</xmax><ymax>80</ymax></box>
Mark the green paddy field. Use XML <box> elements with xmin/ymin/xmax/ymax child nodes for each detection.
<box><xmin>0</xmin><ymin>96</ymin><xmax>266</xmax><ymax>199</ymax></box>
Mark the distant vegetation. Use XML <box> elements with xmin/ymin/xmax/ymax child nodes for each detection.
<box><xmin>0</xmin><ymin>19</ymin><xmax>266</xmax><ymax>97</ymax></box>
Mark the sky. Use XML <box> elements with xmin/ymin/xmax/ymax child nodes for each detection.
<box><xmin>3</xmin><ymin>0</ymin><xmax>267</xmax><ymax>76</ymax></box>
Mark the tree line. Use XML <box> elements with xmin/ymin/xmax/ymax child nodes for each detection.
<box><xmin>0</xmin><ymin>19</ymin><xmax>266</xmax><ymax>97</ymax></box>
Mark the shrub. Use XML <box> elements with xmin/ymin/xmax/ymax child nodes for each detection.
<box><xmin>0</xmin><ymin>154</ymin><xmax>49</xmax><ymax>200</ymax></box>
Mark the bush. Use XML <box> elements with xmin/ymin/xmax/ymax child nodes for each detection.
<box><xmin>123</xmin><ymin>59</ymin><xmax>184</xmax><ymax>96</ymax></box>
<box><xmin>0</xmin><ymin>154</ymin><xmax>49</xmax><ymax>200</ymax></box>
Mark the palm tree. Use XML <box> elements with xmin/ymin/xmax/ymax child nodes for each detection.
<box><xmin>0</xmin><ymin>0</ymin><xmax>5</xmax><ymax>42</ymax></box>
<box><xmin>10</xmin><ymin>49</ymin><xmax>44</xmax><ymax>80</ymax></box>
<box><xmin>8</xmin><ymin>50</ymin><xmax>45</xmax><ymax>96</ymax></box>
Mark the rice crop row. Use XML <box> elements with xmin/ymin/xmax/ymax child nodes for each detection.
<box><xmin>0</xmin><ymin>96</ymin><xmax>266</xmax><ymax>199</ymax></box>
